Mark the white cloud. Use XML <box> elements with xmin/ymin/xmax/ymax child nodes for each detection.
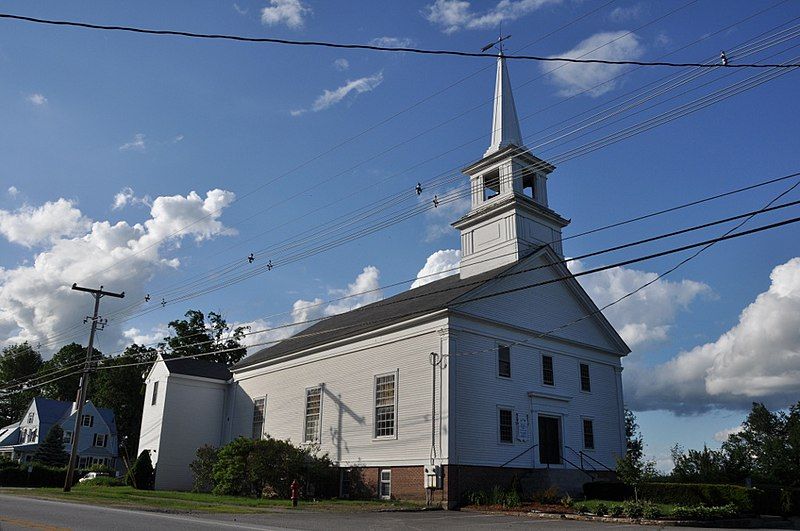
<box><xmin>233</xmin><ymin>2</ymin><xmax>248</xmax><ymax>15</ymax></box>
<box><xmin>419</xmin><ymin>185</ymin><xmax>471</xmax><ymax>242</ymax></box>
<box><xmin>122</xmin><ymin>324</ymin><xmax>169</xmax><ymax>346</ymax></box>
<box><xmin>111</xmin><ymin>187</ymin><xmax>152</xmax><ymax>211</ymax></box>
<box><xmin>543</xmin><ymin>31</ymin><xmax>644</xmax><ymax>97</ymax></box>
<box><xmin>26</xmin><ymin>93</ymin><xmax>47</xmax><ymax>106</ymax></box>
<box><xmin>292</xmin><ymin>72</ymin><xmax>384</xmax><ymax>116</ymax></box>
<box><xmin>260</xmin><ymin>0</ymin><xmax>310</xmax><ymax>29</ymax></box>
<box><xmin>7</xmin><ymin>186</ymin><xmax>19</xmax><ymax>198</ymax></box>
<box><xmin>369</xmin><ymin>37</ymin><xmax>415</xmax><ymax>48</ymax></box>
<box><xmin>0</xmin><ymin>189</ymin><xmax>236</xmax><ymax>350</ymax></box>
<box><xmin>0</xmin><ymin>199</ymin><xmax>91</xmax><ymax>248</ymax></box>
<box><xmin>570</xmin><ymin>259</ymin><xmax>711</xmax><ymax>349</ymax></box>
<box><xmin>119</xmin><ymin>133</ymin><xmax>147</xmax><ymax>152</ymax></box>
<box><xmin>333</xmin><ymin>58</ymin><xmax>350</xmax><ymax>71</ymax></box>
<box><xmin>423</xmin><ymin>0</ymin><xmax>560</xmax><ymax>34</ymax></box>
<box><xmin>609</xmin><ymin>4</ymin><xmax>643</xmax><ymax>23</ymax></box>
<box><xmin>625</xmin><ymin>257</ymin><xmax>800</xmax><ymax>413</ymax></box>
<box><xmin>713</xmin><ymin>425</ymin><xmax>744</xmax><ymax>443</ymax></box>
<box><xmin>173</xmin><ymin>134</ymin><xmax>185</xmax><ymax>143</ymax></box>
<box><xmin>412</xmin><ymin>249</ymin><xmax>461</xmax><ymax>289</ymax></box>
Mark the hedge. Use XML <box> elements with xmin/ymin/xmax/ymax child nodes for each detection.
<box><xmin>753</xmin><ymin>486</ymin><xmax>800</xmax><ymax>516</ymax></box>
<box><xmin>583</xmin><ymin>481</ymin><xmax>756</xmax><ymax>511</ymax></box>
<box><xmin>0</xmin><ymin>463</ymin><xmax>73</xmax><ymax>487</ymax></box>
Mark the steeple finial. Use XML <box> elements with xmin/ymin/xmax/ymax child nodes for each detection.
<box><xmin>483</xmin><ymin>36</ymin><xmax>523</xmax><ymax>157</ymax></box>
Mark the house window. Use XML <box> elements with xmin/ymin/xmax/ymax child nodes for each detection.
<box><xmin>374</xmin><ymin>373</ymin><xmax>396</xmax><ymax>438</ymax></box>
<box><xmin>499</xmin><ymin>408</ymin><xmax>513</xmax><ymax>443</ymax></box>
<box><xmin>93</xmin><ymin>433</ymin><xmax>108</xmax><ymax>448</ymax></box>
<box><xmin>379</xmin><ymin>469</ymin><xmax>392</xmax><ymax>500</ymax></box>
<box><xmin>252</xmin><ymin>397</ymin><xmax>266</xmax><ymax>440</ymax></box>
<box><xmin>482</xmin><ymin>169</ymin><xmax>501</xmax><ymax>201</ymax></box>
<box><xmin>63</xmin><ymin>431</ymin><xmax>73</xmax><ymax>444</ymax></box>
<box><xmin>28</xmin><ymin>429</ymin><xmax>37</xmax><ymax>443</ymax></box>
<box><xmin>78</xmin><ymin>457</ymin><xmax>89</xmax><ymax>469</ymax></box>
<box><xmin>304</xmin><ymin>387</ymin><xmax>322</xmax><ymax>443</ymax></box>
<box><xmin>580</xmin><ymin>363</ymin><xmax>591</xmax><ymax>392</ymax></box>
<box><xmin>27</xmin><ymin>412</ymin><xmax>34</xmax><ymax>424</ymax></box>
<box><xmin>583</xmin><ymin>419</ymin><xmax>595</xmax><ymax>450</ymax></box>
<box><xmin>542</xmin><ymin>355</ymin><xmax>554</xmax><ymax>386</ymax></box>
<box><xmin>18</xmin><ymin>429</ymin><xmax>26</xmax><ymax>444</ymax></box>
<box><xmin>151</xmin><ymin>381</ymin><xmax>159</xmax><ymax>406</ymax></box>
<box><xmin>497</xmin><ymin>345</ymin><xmax>511</xmax><ymax>378</ymax></box>
<box><xmin>81</xmin><ymin>415</ymin><xmax>94</xmax><ymax>428</ymax></box>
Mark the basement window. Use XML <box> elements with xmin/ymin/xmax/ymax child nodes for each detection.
<box><xmin>483</xmin><ymin>169</ymin><xmax>501</xmax><ymax>201</ymax></box>
<box><xmin>379</xmin><ymin>469</ymin><xmax>392</xmax><ymax>500</ymax></box>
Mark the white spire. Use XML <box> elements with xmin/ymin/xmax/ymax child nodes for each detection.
<box><xmin>484</xmin><ymin>53</ymin><xmax>523</xmax><ymax>157</ymax></box>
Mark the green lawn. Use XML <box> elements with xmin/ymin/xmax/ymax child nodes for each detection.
<box><xmin>0</xmin><ymin>486</ymin><xmax>422</xmax><ymax>513</ymax></box>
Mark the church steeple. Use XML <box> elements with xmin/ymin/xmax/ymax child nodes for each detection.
<box><xmin>453</xmin><ymin>52</ymin><xmax>569</xmax><ymax>279</ymax></box>
<box><xmin>485</xmin><ymin>53</ymin><xmax>523</xmax><ymax>157</ymax></box>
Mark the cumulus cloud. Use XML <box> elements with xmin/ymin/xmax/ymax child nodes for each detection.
<box><xmin>111</xmin><ymin>187</ymin><xmax>152</xmax><ymax>210</ymax></box>
<box><xmin>0</xmin><ymin>189</ymin><xmax>236</xmax><ymax>351</ymax></box>
<box><xmin>626</xmin><ymin>257</ymin><xmax>800</xmax><ymax>413</ymax></box>
<box><xmin>26</xmin><ymin>93</ymin><xmax>47</xmax><ymax>106</ymax></box>
<box><xmin>423</xmin><ymin>0</ymin><xmax>560</xmax><ymax>34</ymax></box>
<box><xmin>543</xmin><ymin>31</ymin><xmax>644</xmax><ymax>97</ymax></box>
<box><xmin>7</xmin><ymin>186</ymin><xmax>19</xmax><ymax>198</ymax></box>
<box><xmin>0</xmin><ymin>199</ymin><xmax>91</xmax><ymax>248</ymax></box>
<box><xmin>713</xmin><ymin>425</ymin><xmax>744</xmax><ymax>443</ymax></box>
<box><xmin>291</xmin><ymin>72</ymin><xmax>384</xmax><ymax>116</ymax></box>
<box><xmin>122</xmin><ymin>324</ymin><xmax>169</xmax><ymax>347</ymax></box>
<box><xmin>333</xmin><ymin>58</ymin><xmax>350</xmax><ymax>71</ymax></box>
<box><xmin>369</xmin><ymin>36</ymin><xmax>415</xmax><ymax>48</ymax></box>
<box><xmin>571</xmin><ymin>259</ymin><xmax>711</xmax><ymax>348</ymax></box>
<box><xmin>412</xmin><ymin>250</ymin><xmax>461</xmax><ymax>288</ymax></box>
<box><xmin>260</xmin><ymin>0</ymin><xmax>310</xmax><ymax>29</ymax></box>
<box><xmin>119</xmin><ymin>133</ymin><xmax>147</xmax><ymax>152</ymax></box>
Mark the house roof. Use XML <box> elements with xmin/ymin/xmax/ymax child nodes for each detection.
<box><xmin>234</xmin><ymin>263</ymin><xmax>512</xmax><ymax>371</ymax></box>
<box><xmin>34</xmin><ymin>397</ymin><xmax>74</xmax><ymax>424</ymax></box>
<box><xmin>163</xmin><ymin>357</ymin><xmax>232</xmax><ymax>381</ymax></box>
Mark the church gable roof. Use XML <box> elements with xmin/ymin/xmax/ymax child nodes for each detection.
<box><xmin>234</xmin><ymin>264</ymin><xmax>514</xmax><ymax>371</ymax></box>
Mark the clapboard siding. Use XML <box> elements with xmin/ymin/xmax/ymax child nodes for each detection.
<box><xmin>450</xmin><ymin>316</ymin><xmax>624</xmax><ymax>470</ymax></box>
<box><xmin>230</xmin><ymin>319</ymin><xmax>449</xmax><ymax>467</ymax></box>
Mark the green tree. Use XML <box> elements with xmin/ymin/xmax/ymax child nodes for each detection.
<box><xmin>189</xmin><ymin>445</ymin><xmax>219</xmax><ymax>493</ymax></box>
<box><xmin>32</xmin><ymin>424</ymin><xmax>69</xmax><ymax>467</ymax></box>
<box><xmin>163</xmin><ymin>310</ymin><xmax>248</xmax><ymax>367</ymax></box>
<box><xmin>0</xmin><ymin>343</ymin><xmax>43</xmax><ymax>425</ymax></box>
<box><xmin>625</xmin><ymin>408</ymin><xmax>644</xmax><ymax>462</ymax></box>
<box><xmin>126</xmin><ymin>450</ymin><xmax>155</xmax><ymax>490</ymax></box>
<box><xmin>670</xmin><ymin>444</ymin><xmax>726</xmax><ymax>483</ymax></box>
<box><xmin>38</xmin><ymin>343</ymin><xmax>103</xmax><ymax>401</ymax></box>
<box><xmin>92</xmin><ymin>344</ymin><xmax>156</xmax><ymax>457</ymax></box>
<box><xmin>617</xmin><ymin>409</ymin><xmax>656</xmax><ymax>501</ymax></box>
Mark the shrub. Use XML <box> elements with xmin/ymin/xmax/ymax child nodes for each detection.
<box><xmin>583</xmin><ymin>481</ymin><xmax>756</xmax><ymax>511</ymax></box>
<box><xmin>672</xmin><ymin>503</ymin><xmax>739</xmax><ymax>520</ymax></box>
<box><xmin>754</xmin><ymin>486</ymin><xmax>800</xmax><ymax>516</ymax></box>
<box><xmin>503</xmin><ymin>489</ymin><xmax>521</xmax><ymax>508</ymax></box>
<box><xmin>531</xmin><ymin>485</ymin><xmax>561</xmax><ymax>504</ymax></box>
<box><xmin>622</xmin><ymin>500</ymin><xmax>644</xmax><ymax>518</ymax></box>
<box><xmin>609</xmin><ymin>504</ymin><xmax>624</xmax><ymax>517</ymax></box>
<box><xmin>595</xmin><ymin>502</ymin><xmax>608</xmax><ymax>516</ymax></box>
<box><xmin>576</xmin><ymin>503</ymin><xmax>589</xmax><ymax>514</ymax></box>
<box><xmin>466</xmin><ymin>490</ymin><xmax>488</xmax><ymax>506</ymax></box>
<box><xmin>642</xmin><ymin>501</ymin><xmax>662</xmax><ymax>519</ymax></box>
<box><xmin>126</xmin><ymin>450</ymin><xmax>155</xmax><ymax>490</ymax></box>
<box><xmin>85</xmin><ymin>464</ymin><xmax>115</xmax><ymax>475</ymax></box>
<box><xmin>190</xmin><ymin>445</ymin><xmax>219</xmax><ymax>493</ymax></box>
<box><xmin>78</xmin><ymin>476</ymin><xmax>125</xmax><ymax>487</ymax></box>
<box><xmin>583</xmin><ymin>481</ymin><xmax>633</xmax><ymax>501</ymax></box>
<box><xmin>0</xmin><ymin>463</ymin><xmax>68</xmax><ymax>487</ymax></box>
<box><xmin>464</xmin><ymin>486</ymin><xmax>520</xmax><ymax>508</ymax></box>
<box><xmin>560</xmin><ymin>494</ymin><xmax>574</xmax><ymax>508</ymax></box>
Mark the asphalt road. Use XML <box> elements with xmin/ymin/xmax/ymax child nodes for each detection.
<box><xmin>0</xmin><ymin>495</ymin><xmax>727</xmax><ymax>530</ymax></box>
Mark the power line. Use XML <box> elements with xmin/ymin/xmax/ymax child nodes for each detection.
<box><xmin>2</xmin><ymin>12</ymin><xmax>798</xmax><ymax>68</ymax></box>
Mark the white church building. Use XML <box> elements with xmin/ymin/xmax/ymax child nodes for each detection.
<box><xmin>138</xmin><ymin>53</ymin><xmax>630</xmax><ymax>506</ymax></box>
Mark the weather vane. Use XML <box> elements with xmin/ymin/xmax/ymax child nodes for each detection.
<box><xmin>481</xmin><ymin>24</ymin><xmax>511</xmax><ymax>54</ymax></box>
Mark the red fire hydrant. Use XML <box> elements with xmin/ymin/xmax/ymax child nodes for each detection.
<box><xmin>290</xmin><ymin>479</ymin><xmax>300</xmax><ymax>507</ymax></box>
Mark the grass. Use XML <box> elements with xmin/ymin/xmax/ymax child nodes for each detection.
<box><xmin>0</xmin><ymin>486</ymin><xmax>422</xmax><ymax>514</ymax></box>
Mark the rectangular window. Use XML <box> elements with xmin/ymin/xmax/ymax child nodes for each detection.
<box><xmin>580</xmin><ymin>363</ymin><xmax>591</xmax><ymax>392</ymax></box>
<box><xmin>304</xmin><ymin>387</ymin><xmax>322</xmax><ymax>443</ymax></box>
<box><xmin>252</xmin><ymin>397</ymin><xmax>266</xmax><ymax>440</ymax></box>
<box><xmin>482</xmin><ymin>169</ymin><xmax>501</xmax><ymax>201</ymax></box>
<box><xmin>93</xmin><ymin>433</ymin><xmax>107</xmax><ymax>447</ymax></box>
<box><xmin>497</xmin><ymin>345</ymin><xmax>511</xmax><ymax>378</ymax></box>
<box><xmin>379</xmin><ymin>469</ymin><xmax>392</xmax><ymax>500</ymax></box>
<box><xmin>78</xmin><ymin>457</ymin><xmax>88</xmax><ymax>469</ymax></box>
<box><xmin>542</xmin><ymin>355</ymin><xmax>554</xmax><ymax>386</ymax></box>
<box><xmin>499</xmin><ymin>408</ymin><xmax>513</xmax><ymax>443</ymax></box>
<box><xmin>28</xmin><ymin>429</ymin><xmax>37</xmax><ymax>443</ymax></box>
<box><xmin>374</xmin><ymin>373</ymin><xmax>396</xmax><ymax>438</ymax></box>
<box><xmin>18</xmin><ymin>429</ymin><xmax>26</xmax><ymax>444</ymax></box>
<box><xmin>27</xmin><ymin>412</ymin><xmax>34</xmax><ymax>424</ymax></box>
<box><xmin>81</xmin><ymin>415</ymin><xmax>94</xmax><ymax>428</ymax></box>
<box><xmin>63</xmin><ymin>431</ymin><xmax>73</xmax><ymax>444</ymax></box>
<box><xmin>583</xmin><ymin>419</ymin><xmax>595</xmax><ymax>450</ymax></box>
<box><xmin>151</xmin><ymin>381</ymin><xmax>159</xmax><ymax>406</ymax></box>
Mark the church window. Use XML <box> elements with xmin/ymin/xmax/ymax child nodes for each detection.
<box><xmin>374</xmin><ymin>373</ymin><xmax>397</xmax><ymax>438</ymax></box>
<box><xmin>482</xmin><ymin>169</ymin><xmax>501</xmax><ymax>201</ymax></box>
<box><xmin>583</xmin><ymin>419</ymin><xmax>595</xmax><ymax>450</ymax></box>
<box><xmin>252</xmin><ymin>397</ymin><xmax>266</xmax><ymax>440</ymax></box>
<box><xmin>304</xmin><ymin>387</ymin><xmax>322</xmax><ymax>443</ymax></box>
<box><xmin>522</xmin><ymin>172</ymin><xmax>535</xmax><ymax>199</ymax></box>
<box><xmin>498</xmin><ymin>345</ymin><xmax>511</xmax><ymax>378</ymax></box>
<box><xmin>542</xmin><ymin>355</ymin><xmax>554</xmax><ymax>386</ymax></box>
<box><xmin>151</xmin><ymin>381</ymin><xmax>159</xmax><ymax>406</ymax></box>
<box><xmin>498</xmin><ymin>408</ymin><xmax>513</xmax><ymax>443</ymax></box>
<box><xmin>580</xmin><ymin>363</ymin><xmax>591</xmax><ymax>392</ymax></box>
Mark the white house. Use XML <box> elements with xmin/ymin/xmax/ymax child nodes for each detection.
<box><xmin>138</xmin><ymin>53</ymin><xmax>630</xmax><ymax>505</ymax></box>
<box><xmin>0</xmin><ymin>397</ymin><xmax>118</xmax><ymax>469</ymax></box>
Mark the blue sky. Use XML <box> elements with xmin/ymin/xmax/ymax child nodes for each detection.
<box><xmin>1</xmin><ymin>0</ymin><xmax>799</xmax><ymax>470</ymax></box>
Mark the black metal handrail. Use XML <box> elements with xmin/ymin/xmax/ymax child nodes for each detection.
<box><xmin>565</xmin><ymin>445</ymin><xmax>614</xmax><ymax>473</ymax></box>
<box><xmin>559</xmin><ymin>450</ymin><xmax>595</xmax><ymax>480</ymax></box>
<box><xmin>500</xmin><ymin>444</ymin><xmax>538</xmax><ymax>468</ymax></box>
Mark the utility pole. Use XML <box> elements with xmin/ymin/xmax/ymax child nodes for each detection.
<box><xmin>63</xmin><ymin>283</ymin><xmax>124</xmax><ymax>492</ymax></box>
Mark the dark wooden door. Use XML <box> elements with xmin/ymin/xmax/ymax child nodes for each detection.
<box><xmin>538</xmin><ymin>415</ymin><xmax>561</xmax><ymax>465</ymax></box>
